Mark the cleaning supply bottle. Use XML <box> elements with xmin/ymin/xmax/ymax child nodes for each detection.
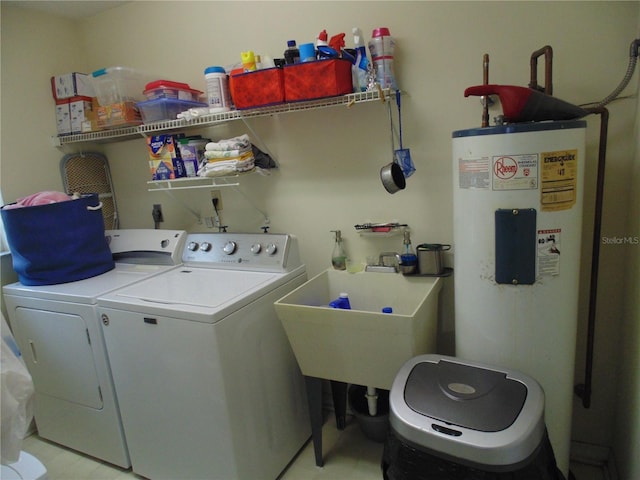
<box><xmin>400</xmin><ymin>230</ymin><xmax>418</xmax><ymax>266</ymax></box>
<box><xmin>331</xmin><ymin>230</ymin><xmax>347</xmax><ymax>270</ymax></box>
<box><xmin>284</xmin><ymin>40</ymin><xmax>300</xmax><ymax>65</ymax></box>
<box><xmin>204</xmin><ymin>66</ymin><xmax>231</xmax><ymax>113</ymax></box>
<box><xmin>368</xmin><ymin>27</ymin><xmax>397</xmax><ymax>89</ymax></box>
<box><xmin>241</xmin><ymin>51</ymin><xmax>257</xmax><ymax>71</ymax></box>
<box><xmin>330</xmin><ymin>293</ymin><xmax>351</xmax><ymax>309</ymax></box>
<box><xmin>352</xmin><ymin>27</ymin><xmax>369</xmax><ymax>92</ymax></box>
<box><xmin>316</xmin><ymin>29</ymin><xmax>328</xmax><ymax>48</ymax></box>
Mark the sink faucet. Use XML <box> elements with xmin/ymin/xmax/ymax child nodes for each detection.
<box><xmin>378</xmin><ymin>252</ymin><xmax>399</xmax><ymax>267</ymax></box>
<box><xmin>365</xmin><ymin>252</ymin><xmax>399</xmax><ymax>273</ymax></box>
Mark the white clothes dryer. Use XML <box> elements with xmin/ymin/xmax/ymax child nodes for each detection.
<box><xmin>2</xmin><ymin>229</ymin><xmax>186</xmax><ymax>468</ymax></box>
<box><xmin>96</xmin><ymin>232</ymin><xmax>310</xmax><ymax>480</ymax></box>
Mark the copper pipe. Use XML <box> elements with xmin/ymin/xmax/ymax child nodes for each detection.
<box><xmin>482</xmin><ymin>53</ymin><xmax>490</xmax><ymax>127</ymax></box>
<box><xmin>574</xmin><ymin>106</ymin><xmax>609</xmax><ymax>409</ymax></box>
<box><xmin>529</xmin><ymin>45</ymin><xmax>553</xmax><ymax>95</ymax></box>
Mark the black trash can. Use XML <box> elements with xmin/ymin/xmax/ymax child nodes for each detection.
<box><xmin>382</xmin><ymin>354</ymin><xmax>565</xmax><ymax>480</ymax></box>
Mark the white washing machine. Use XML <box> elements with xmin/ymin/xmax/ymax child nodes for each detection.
<box><xmin>2</xmin><ymin>229</ymin><xmax>186</xmax><ymax>468</ymax></box>
<box><xmin>96</xmin><ymin>232</ymin><xmax>310</xmax><ymax>480</ymax></box>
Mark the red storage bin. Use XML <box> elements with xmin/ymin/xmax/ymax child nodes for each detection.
<box><xmin>144</xmin><ymin>80</ymin><xmax>203</xmax><ymax>101</ymax></box>
<box><xmin>229</xmin><ymin>68</ymin><xmax>285</xmax><ymax>109</ymax></box>
<box><xmin>283</xmin><ymin>59</ymin><xmax>353</xmax><ymax>102</ymax></box>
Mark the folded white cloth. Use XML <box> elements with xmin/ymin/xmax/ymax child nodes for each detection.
<box><xmin>198</xmin><ymin>160</ymin><xmax>238</xmax><ymax>177</ymax></box>
<box><xmin>205</xmin><ymin>134</ymin><xmax>251</xmax><ymax>151</ymax></box>
<box><xmin>197</xmin><ymin>156</ymin><xmax>255</xmax><ymax>177</ymax></box>
<box><xmin>204</xmin><ymin>147</ymin><xmax>250</xmax><ymax>159</ymax></box>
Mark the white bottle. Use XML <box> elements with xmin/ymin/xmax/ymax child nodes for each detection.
<box><xmin>368</xmin><ymin>27</ymin><xmax>397</xmax><ymax>90</ymax></box>
<box><xmin>204</xmin><ymin>66</ymin><xmax>231</xmax><ymax>113</ymax></box>
<box><xmin>352</xmin><ymin>28</ymin><xmax>370</xmax><ymax>92</ymax></box>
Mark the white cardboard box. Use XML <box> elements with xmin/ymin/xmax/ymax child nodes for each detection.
<box><xmin>69</xmin><ymin>96</ymin><xmax>94</xmax><ymax>134</ymax></box>
<box><xmin>51</xmin><ymin>72</ymin><xmax>95</xmax><ymax>100</ymax></box>
<box><xmin>55</xmin><ymin>100</ymin><xmax>71</xmax><ymax>135</ymax></box>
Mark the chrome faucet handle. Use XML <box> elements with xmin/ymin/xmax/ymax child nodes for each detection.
<box><xmin>378</xmin><ymin>252</ymin><xmax>399</xmax><ymax>268</ymax></box>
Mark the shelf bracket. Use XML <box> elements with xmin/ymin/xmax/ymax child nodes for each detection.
<box><xmin>237</xmin><ymin>113</ymin><xmax>279</xmax><ymax>168</ymax></box>
<box><xmin>137</xmin><ymin>129</ymin><xmax>149</xmax><ymax>140</ymax></box>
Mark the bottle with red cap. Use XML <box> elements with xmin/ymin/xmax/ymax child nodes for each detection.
<box><xmin>368</xmin><ymin>27</ymin><xmax>397</xmax><ymax>89</ymax></box>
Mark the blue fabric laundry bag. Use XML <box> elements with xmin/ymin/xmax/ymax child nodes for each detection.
<box><xmin>1</xmin><ymin>193</ymin><xmax>114</xmax><ymax>285</ymax></box>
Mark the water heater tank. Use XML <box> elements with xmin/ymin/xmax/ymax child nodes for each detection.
<box><xmin>452</xmin><ymin>120</ymin><xmax>587</xmax><ymax>477</ymax></box>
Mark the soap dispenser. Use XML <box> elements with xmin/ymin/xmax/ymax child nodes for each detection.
<box><xmin>399</xmin><ymin>230</ymin><xmax>418</xmax><ymax>274</ymax></box>
<box><xmin>331</xmin><ymin>230</ymin><xmax>347</xmax><ymax>270</ymax></box>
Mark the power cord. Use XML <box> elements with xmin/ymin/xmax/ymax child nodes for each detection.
<box><xmin>211</xmin><ymin>198</ymin><xmax>227</xmax><ymax>232</ymax></box>
<box><xmin>152</xmin><ymin>204</ymin><xmax>163</xmax><ymax>229</ymax></box>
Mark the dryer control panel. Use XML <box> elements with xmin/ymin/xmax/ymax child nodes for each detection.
<box><xmin>181</xmin><ymin>233</ymin><xmax>301</xmax><ymax>272</ymax></box>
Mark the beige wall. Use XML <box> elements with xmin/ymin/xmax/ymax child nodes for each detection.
<box><xmin>2</xmin><ymin>1</ymin><xmax>639</xmax><ymax>475</ymax></box>
<box><xmin>613</xmin><ymin>33</ymin><xmax>640</xmax><ymax>479</ymax></box>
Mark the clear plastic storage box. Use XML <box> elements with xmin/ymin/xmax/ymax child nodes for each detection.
<box><xmin>137</xmin><ymin>98</ymin><xmax>207</xmax><ymax>123</ymax></box>
<box><xmin>91</xmin><ymin>66</ymin><xmax>153</xmax><ymax>106</ymax></box>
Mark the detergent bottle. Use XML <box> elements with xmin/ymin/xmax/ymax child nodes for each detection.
<box><xmin>368</xmin><ymin>27</ymin><xmax>397</xmax><ymax>89</ymax></box>
<box><xmin>352</xmin><ymin>27</ymin><xmax>370</xmax><ymax>92</ymax></box>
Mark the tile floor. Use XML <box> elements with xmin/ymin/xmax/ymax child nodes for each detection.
<box><xmin>21</xmin><ymin>415</ymin><xmax>607</xmax><ymax>480</ymax></box>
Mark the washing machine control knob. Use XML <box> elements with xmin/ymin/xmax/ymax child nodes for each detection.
<box><xmin>250</xmin><ymin>243</ymin><xmax>262</xmax><ymax>254</ymax></box>
<box><xmin>265</xmin><ymin>243</ymin><xmax>277</xmax><ymax>255</ymax></box>
<box><xmin>223</xmin><ymin>241</ymin><xmax>237</xmax><ymax>255</ymax></box>
<box><xmin>187</xmin><ymin>241</ymin><xmax>199</xmax><ymax>251</ymax></box>
<box><xmin>200</xmin><ymin>242</ymin><xmax>212</xmax><ymax>252</ymax></box>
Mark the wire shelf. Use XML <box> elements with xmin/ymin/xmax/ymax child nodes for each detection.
<box><xmin>52</xmin><ymin>89</ymin><xmax>391</xmax><ymax>146</ymax></box>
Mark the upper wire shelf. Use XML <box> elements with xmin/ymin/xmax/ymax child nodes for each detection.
<box><xmin>51</xmin><ymin>88</ymin><xmax>392</xmax><ymax>146</ymax></box>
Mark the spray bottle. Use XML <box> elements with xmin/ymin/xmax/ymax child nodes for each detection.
<box><xmin>352</xmin><ymin>27</ymin><xmax>370</xmax><ymax>92</ymax></box>
<box><xmin>331</xmin><ymin>230</ymin><xmax>347</xmax><ymax>270</ymax></box>
<box><xmin>316</xmin><ymin>29</ymin><xmax>328</xmax><ymax>48</ymax></box>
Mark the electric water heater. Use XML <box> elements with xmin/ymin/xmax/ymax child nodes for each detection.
<box><xmin>452</xmin><ymin>120</ymin><xmax>587</xmax><ymax>477</ymax></box>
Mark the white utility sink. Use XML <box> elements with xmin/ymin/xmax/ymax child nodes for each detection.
<box><xmin>274</xmin><ymin>269</ymin><xmax>442</xmax><ymax>390</ymax></box>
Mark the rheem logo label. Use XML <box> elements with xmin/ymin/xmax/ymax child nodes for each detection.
<box><xmin>494</xmin><ymin>156</ymin><xmax>518</xmax><ymax>179</ymax></box>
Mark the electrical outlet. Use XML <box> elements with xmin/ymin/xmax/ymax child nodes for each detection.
<box><xmin>152</xmin><ymin>204</ymin><xmax>163</xmax><ymax>223</ymax></box>
<box><xmin>210</xmin><ymin>190</ymin><xmax>223</xmax><ymax>211</ymax></box>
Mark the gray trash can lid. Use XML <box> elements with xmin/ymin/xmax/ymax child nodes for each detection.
<box><xmin>389</xmin><ymin>355</ymin><xmax>546</xmax><ymax>470</ymax></box>
<box><xmin>405</xmin><ymin>360</ymin><xmax>527</xmax><ymax>432</ymax></box>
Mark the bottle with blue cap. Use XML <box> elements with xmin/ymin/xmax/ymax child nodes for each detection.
<box><xmin>204</xmin><ymin>66</ymin><xmax>231</xmax><ymax>113</ymax></box>
<box><xmin>329</xmin><ymin>293</ymin><xmax>351</xmax><ymax>309</ymax></box>
<box><xmin>352</xmin><ymin>27</ymin><xmax>370</xmax><ymax>92</ymax></box>
<box><xmin>284</xmin><ymin>40</ymin><xmax>300</xmax><ymax>65</ymax></box>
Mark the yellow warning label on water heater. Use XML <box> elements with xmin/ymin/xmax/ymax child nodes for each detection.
<box><xmin>540</xmin><ymin>149</ymin><xmax>578</xmax><ymax>211</ymax></box>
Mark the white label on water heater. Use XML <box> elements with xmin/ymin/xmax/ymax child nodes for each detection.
<box><xmin>458</xmin><ymin>157</ymin><xmax>490</xmax><ymax>189</ymax></box>
<box><xmin>492</xmin><ymin>154</ymin><xmax>538</xmax><ymax>191</ymax></box>
<box><xmin>538</xmin><ymin>228</ymin><xmax>561</xmax><ymax>275</ymax></box>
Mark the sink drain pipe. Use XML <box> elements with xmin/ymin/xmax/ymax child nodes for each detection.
<box><xmin>366</xmin><ymin>386</ymin><xmax>378</xmax><ymax>416</ymax></box>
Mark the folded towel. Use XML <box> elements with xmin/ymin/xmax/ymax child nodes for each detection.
<box><xmin>204</xmin><ymin>147</ymin><xmax>251</xmax><ymax>159</ymax></box>
<box><xmin>205</xmin><ymin>134</ymin><xmax>251</xmax><ymax>151</ymax></box>
<box><xmin>204</xmin><ymin>150</ymin><xmax>254</xmax><ymax>163</ymax></box>
<box><xmin>198</xmin><ymin>154</ymin><xmax>255</xmax><ymax>178</ymax></box>
<box><xmin>198</xmin><ymin>160</ymin><xmax>239</xmax><ymax>177</ymax></box>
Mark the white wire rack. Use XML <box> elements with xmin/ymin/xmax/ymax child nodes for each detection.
<box><xmin>51</xmin><ymin>88</ymin><xmax>391</xmax><ymax>146</ymax></box>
